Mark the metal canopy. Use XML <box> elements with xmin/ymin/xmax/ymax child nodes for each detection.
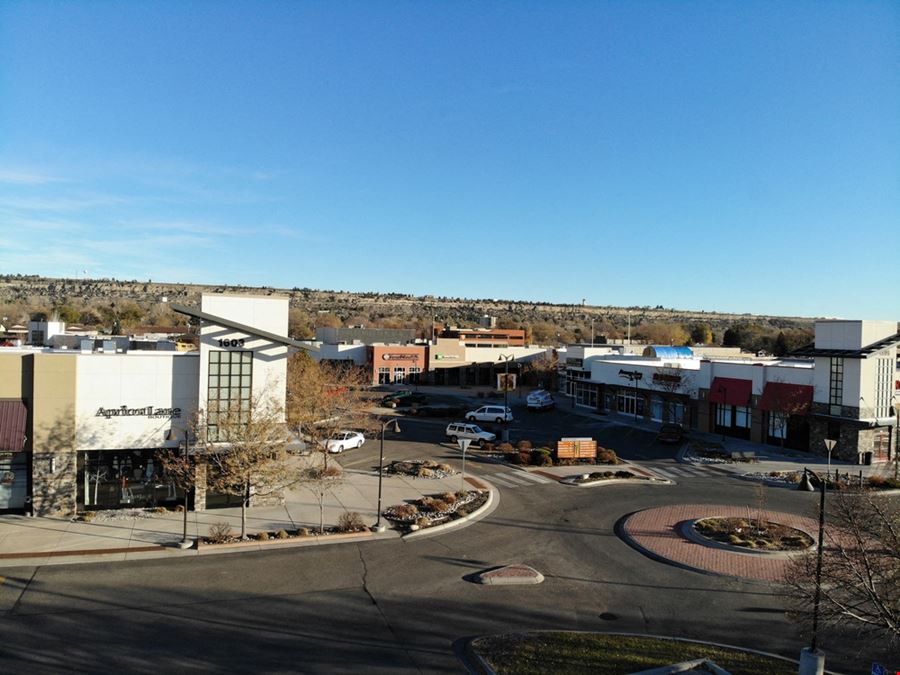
<box><xmin>169</xmin><ymin>303</ymin><xmax>318</xmax><ymax>352</ymax></box>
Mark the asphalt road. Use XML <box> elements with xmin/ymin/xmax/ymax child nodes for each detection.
<box><xmin>0</xmin><ymin>406</ymin><xmax>890</xmax><ymax>674</ymax></box>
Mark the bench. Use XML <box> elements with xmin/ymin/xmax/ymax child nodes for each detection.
<box><xmin>730</xmin><ymin>451</ymin><xmax>756</xmax><ymax>461</ymax></box>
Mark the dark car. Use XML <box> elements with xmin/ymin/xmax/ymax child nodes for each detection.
<box><xmin>657</xmin><ymin>423</ymin><xmax>686</xmax><ymax>444</ymax></box>
<box><xmin>381</xmin><ymin>391</ymin><xmax>428</xmax><ymax>408</ymax></box>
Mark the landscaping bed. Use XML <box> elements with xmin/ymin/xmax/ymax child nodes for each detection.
<box><xmin>471</xmin><ymin>632</ymin><xmax>795</xmax><ymax>675</ymax></box>
<box><xmin>384</xmin><ymin>459</ymin><xmax>457</xmax><ymax>479</ymax></box>
<box><xmin>203</xmin><ymin>511</ymin><xmax>369</xmax><ymax>545</ymax></box>
<box><xmin>563</xmin><ymin>470</ymin><xmax>658</xmax><ymax>486</ymax></box>
<box><xmin>742</xmin><ymin>470</ymin><xmax>900</xmax><ymax>491</ymax></box>
<box><xmin>692</xmin><ymin>517</ymin><xmax>813</xmax><ymax>551</ymax></box>
<box><xmin>382</xmin><ymin>489</ymin><xmax>487</xmax><ymax>533</ymax></box>
<box><xmin>485</xmin><ymin>440</ymin><xmax>622</xmax><ymax>468</ymax></box>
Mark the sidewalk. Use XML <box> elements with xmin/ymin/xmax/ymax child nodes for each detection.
<box><xmin>0</xmin><ymin>455</ymin><xmax>479</xmax><ymax>567</ymax></box>
<box><xmin>555</xmin><ymin>398</ymin><xmax>898</xmax><ymax>480</ymax></box>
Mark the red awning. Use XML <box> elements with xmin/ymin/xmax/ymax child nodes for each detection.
<box><xmin>708</xmin><ymin>377</ymin><xmax>752</xmax><ymax>406</ymax></box>
<box><xmin>758</xmin><ymin>382</ymin><xmax>813</xmax><ymax>414</ymax></box>
<box><xmin>0</xmin><ymin>400</ymin><xmax>27</xmax><ymax>452</ymax></box>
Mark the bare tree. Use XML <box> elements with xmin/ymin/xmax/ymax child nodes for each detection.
<box><xmin>156</xmin><ymin>443</ymin><xmax>197</xmax><ymax>546</ymax></box>
<box><xmin>650</xmin><ymin>365</ymin><xmax>695</xmax><ymax>425</ymax></box>
<box><xmin>301</xmin><ymin>464</ymin><xmax>345</xmax><ymax>534</ymax></box>
<box><xmin>200</xmin><ymin>397</ymin><xmax>292</xmax><ymax>540</ymax></box>
<box><xmin>285</xmin><ymin>353</ymin><xmax>377</xmax><ymax>471</ymax></box>
<box><xmin>785</xmin><ymin>490</ymin><xmax>900</xmax><ymax>646</ymax></box>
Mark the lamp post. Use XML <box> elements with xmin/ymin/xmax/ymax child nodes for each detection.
<box><xmin>797</xmin><ymin>467</ymin><xmax>827</xmax><ymax>674</ymax></box>
<box><xmin>618</xmin><ymin>369</ymin><xmax>642</xmax><ymax>421</ymax></box>
<box><xmin>498</xmin><ymin>354</ymin><xmax>514</xmax><ymax>442</ymax></box>
<box><xmin>374</xmin><ymin>418</ymin><xmax>401</xmax><ymax>532</ymax></box>
<box><xmin>177</xmin><ymin>431</ymin><xmax>195</xmax><ymax>549</ymax></box>
<box><xmin>893</xmin><ymin>398</ymin><xmax>900</xmax><ymax>480</ymax></box>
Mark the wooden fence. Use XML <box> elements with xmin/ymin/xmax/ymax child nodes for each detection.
<box><xmin>556</xmin><ymin>437</ymin><xmax>597</xmax><ymax>459</ymax></box>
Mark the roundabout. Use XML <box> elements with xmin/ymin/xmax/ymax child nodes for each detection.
<box><xmin>621</xmin><ymin>504</ymin><xmax>819</xmax><ymax>581</ymax></box>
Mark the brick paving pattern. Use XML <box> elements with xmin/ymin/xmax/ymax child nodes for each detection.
<box><xmin>622</xmin><ymin>504</ymin><xmax>820</xmax><ymax>582</ymax></box>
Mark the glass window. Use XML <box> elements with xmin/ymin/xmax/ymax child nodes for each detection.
<box><xmin>768</xmin><ymin>412</ymin><xmax>786</xmax><ymax>439</ymax></box>
<box><xmin>206</xmin><ymin>350</ymin><xmax>253</xmax><ymax>440</ymax></box>
<box><xmin>829</xmin><ymin>358</ymin><xmax>843</xmax><ymax>407</ymax></box>
<box><xmin>734</xmin><ymin>406</ymin><xmax>750</xmax><ymax>428</ymax></box>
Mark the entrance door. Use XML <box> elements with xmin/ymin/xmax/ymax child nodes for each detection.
<box><xmin>0</xmin><ymin>453</ymin><xmax>27</xmax><ymax>512</ymax></box>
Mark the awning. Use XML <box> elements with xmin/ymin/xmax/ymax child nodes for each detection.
<box><xmin>758</xmin><ymin>382</ymin><xmax>813</xmax><ymax>414</ymax></box>
<box><xmin>0</xmin><ymin>400</ymin><xmax>27</xmax><ymax>452</ymax></box>
<box><xmin>708</xmin><ymin>377</ymin><xmax>752</xmax><ymax>407</ymax></box>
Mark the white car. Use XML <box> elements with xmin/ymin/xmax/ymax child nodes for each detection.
<box><xmin>465</xmin><ymin>405</ymin><xmax>513</xmax><ymax>423</ymax></box>
<box><xmin>445</xmin><ymin>422</ymin><xmax>496</xmax><ymax>446</ymax></box>
<box><xmin>320</xmin><ymin>430</ymin><xmax>366</xmax><ymax>453</ymax></box>
<box><xmin>526</xmin><ymin>390</ymin><xmax>555</xmax><ymax>411</ymax></box>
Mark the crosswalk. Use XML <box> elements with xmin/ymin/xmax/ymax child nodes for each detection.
<box><xmin>482</xmin><ymin>469</ymin><xmax>556</xmax><ymax>489</ymax></box>
<box><xmin>647</xmin><ymin>463</ymin><xmax>723</xmax><ymax>480</ymax></box>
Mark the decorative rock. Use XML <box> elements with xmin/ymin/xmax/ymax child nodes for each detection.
<box><xmin>474</xmin><ymin>564</ymin><xmax>544</xmax><ymax>585</ymax></box>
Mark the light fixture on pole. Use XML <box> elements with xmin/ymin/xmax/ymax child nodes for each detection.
<box><xmin>797</xmin><ymin>467</ymin><xmax>827</xmax><ymax>674</ymax></box>
<box><xmin>498</xmin><ymin>353</ymin><xmax>515</xmax><ymax>443</ymax></box>
<box><xmin>374</xmin><ymin>418</ymin><xmax>401</xmax><ymax>532</ymax></box>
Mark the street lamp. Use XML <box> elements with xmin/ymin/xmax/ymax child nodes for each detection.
<box><xmin>374</xmin><ymin>418</ymin><xmax>401</xmax><ymax>532</ymax></box>
<box><xmin>797</xmin><ymin>467</ymin><xmax>827</xmax><ymax>674</ymax></box>
<box><xmin>498</xmin><ymin>352</ymin><xmax>514</xmax><ymax>414</ymax></box>
<box><xmin>618</xmin><ymin>369</ymin><xmax>642</xmax><ymax>421</ymax></box>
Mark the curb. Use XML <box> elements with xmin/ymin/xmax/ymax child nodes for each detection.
<box><xmin>560</xmin><ymin>476</ymin><xmax>673</xmax><ymax>488</ymax></box>
<box><xmin>461</xmin><ymin>631</ymin><xmax>816</xmax><ymax>674</ymax></box>
<box><xmin>197</xmin><ymin>529</ymin><xmax>375</xmax><ymax>554</ymax></box>
<box><xmin>403</xmin><ymin>484</ymin><xmax>498</xmax><ymax>540</ymax></box>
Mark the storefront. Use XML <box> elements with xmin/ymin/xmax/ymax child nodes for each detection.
<box><xmin>369</xmin><ymin>345</ymin><xmax>428</xmax><ymax>385</ymax></box>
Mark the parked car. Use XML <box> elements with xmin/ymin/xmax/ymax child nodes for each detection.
<box><xmin>381</xmin><ymin>389</ymin><xmax>428</xmax><ymax>408</ymax></box>
<box><xmin>465</xmin><ymin>405</ymin><xmax>513</xmax><ymax>423</ymax></box>
<box><xmin>526</xmin><ymin>390</ymin><xmax>555</xmax><ymax>411</ymax></box>
<box><xmin>320</xmin><ymin>430</ymin><xmax>366</xmax><ymax>453</ymax></box>
<box><xmin>657</xmin><ymin>423</ymin><xmax>686</xmax><ymax>444</ymax></box>
<box><xmin>445</xmin><ymin>422</ymin><xmax>496</xmax><ymax>446</ymax></box>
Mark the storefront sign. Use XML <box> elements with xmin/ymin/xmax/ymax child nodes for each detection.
<box><xmin>434</xmin><ymin>354</ymin><xmax>459</xmax><ymax>360</ymax></box>
<box><xmin>95</xmin><ymin>405</ymin><xmax>182</xmax><ymax>420</ymax></box>
<box><xmin>382</xmin><ymin>353</ymin><xmax>418</xmax><ymax>361</ymax></box>
<box><xmin>653</xmin><ymin>373</ymin><xmax>682</xmax><ymax>384</ymax></box>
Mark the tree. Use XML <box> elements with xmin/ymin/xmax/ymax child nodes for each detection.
<box><xmin>785</xmin><ymin>490</ymin><xmax>900</xmax><ymax>646</ymax></box>
<box><xmin>688</xmin><ymin>322</ymin><xmax>713</xmax><ymax>345</ymax></box>
<box><xmin>633</xmin><ymin>322</ymin><xmax>690</xmax><ymax>346</ymax></box>
<box><xmin>650</xmin><ymin>366</ymin><xmax>695</xmax><ymax>424</ymax></box>
<box><xmin>285</xmin><ymin>354</ymin><xmax>376</xmax><ymax>471</ymax></box>
<box><xmin>301</xmin><ymin>463</ymin><xmax>345</xmax><ymax>534</ymax></box>
<box><xmin>200</xmin><ymin>397</ymin><xmax>292</xmax><ymax>540</ymax></box>
<box><xmin>156</xmin><ymin>439</ymin><xmax>199</xmax><ymax>546</ymax></box>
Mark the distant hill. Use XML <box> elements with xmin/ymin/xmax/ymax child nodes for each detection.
<box><xmin>0</xmin><ymin>274</ymin><xmax>815</xmax><ymax>346</ymax></box>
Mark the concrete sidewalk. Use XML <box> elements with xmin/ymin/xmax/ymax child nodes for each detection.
<box><xmin>0</xmin><ymin>458</ymin><xmax>474</xmax><ymax>567</ymax></box>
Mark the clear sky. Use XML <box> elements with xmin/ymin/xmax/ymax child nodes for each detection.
<box><xmin>1</xmin><ymin>1</ymin><xmax>897</xmax><ymax>320</ymax></box>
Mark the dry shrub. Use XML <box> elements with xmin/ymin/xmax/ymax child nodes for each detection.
<box><xmin>276</xmin><ymin>529</ymin><xmax>290</xmax><ymax>539</ymax></box>
<box><xmin>174</xmin><ymin>504</ymin><xmax>186</xmax><ymax>513</ymax></box>
<box><xmin>516</xmin><ymin>439</ymin><xmax>533</xmax><ymax>451</ymax></box>
<box><xmin>517</xmin><ymin>450</ymin><xmax>530</xmax><ymax>465</ymax></box>
<box><xmin>80</xmin><ymin>511</ymin><xmax>97</xmax><ymax>522</ymax></box>
<box><xmin>153</xmin><ymin>506</ymin><xmax>168</xmax><ymax>514</ymax></box>
<box><xmin>440</xmin><ymin>492</ymin><xmax>458</xmax><ymax>505</ymax></box>
<box><xmin>298</xmin><ymin>527</ymin><xmax>311</xmax><ymax>536</ymax></box>
<box><xmin>207</xmin><ymin>521</ymin><xmax>233</xmax><ymax>544</ymax></box>
<box><xmin>338</xmin><ymin>511</ymin><xmax>366</xmax><ymax>532</ymax></box>
<box><xmin>498</xmin><ymin>442</ymin><xmax>514</xmax><ymax>454</ymax></box>
<box><xmin>257</xmin><ymin>531</ymin><xmax>270</xmax><ymax>541</ymax></box>
<box><xmin>430</xmin><ymin>499</ymin><xmax>451</xmax><ymax>514</ymax></box>
<box><xmin>392</xmin><ymin>503</ymin><xmax>419</xmax><ymax>519</ymax></box>
<box><xmin>415</xmin><ymin>516</ymin><xmax>431</xmax><ymax>528</ymax></box>
<box><xmin>455</xmin><ymin>490</ymin><xmax>468</xmax><ymax>501</ymax></box>
<box><xmin>436</xmin><ymin>463</ymin><xmax>452</xmax><ymax>473</ymax></box>
<box><xmin>597</xmin><ymin>448</ymin><xmax>618</xmax><ymax>464</ymax></box>
<box><xmin>530</xmin><ymin>449</ymin><xmax>552</xmax><ymax>466</ymax></box>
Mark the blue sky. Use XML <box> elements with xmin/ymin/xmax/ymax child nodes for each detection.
<box><xmin>1</xmin><ymin>1</ymin><xmax>897</xmax><ymax>320</ymax></box>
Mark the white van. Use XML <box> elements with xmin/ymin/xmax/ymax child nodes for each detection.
<box><xmin>526</xmin><ymin>390</ymin><xmax>555</xmax><ymax>411</ymax></box>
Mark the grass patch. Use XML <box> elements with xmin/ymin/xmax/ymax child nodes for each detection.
<box><xmin>472</xmin><ymin>632</ymin><xmax>794</xmax><ymax>675</ymax></box>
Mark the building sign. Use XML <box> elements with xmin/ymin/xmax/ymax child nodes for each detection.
<box><xmin>434</xmin><ymin>354</ymin><xmax>459</xmax><ymax>360</ymax></box>
<box><xmin>382</xmin><ymin>353</ymin><xmax>419</xmax><ymax>361</ymax></box>
<box><xmin>566</xmin><ymin>358</ymin><xmax>584</xmax><ymax>367</ymax></box>
<box><xmin>653</xmin><ymin>373</ymin><xmax>682</xmax><ymax>384</ymax></box>
<box><xmin>96</xmin><ymin>405</ymin><xmax>182</xmax><ymax>420</ymax></box>
<box><xmin>497</xmin><ymin>373</ymin><xmax>517</xmax><ymax>392</ymax></box>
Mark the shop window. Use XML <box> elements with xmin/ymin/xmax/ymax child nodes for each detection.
<box><xmin>207</xmin><ymin>350</ymin><xmax>253</xmax><ymax>441</ymax></box>
<box><xmin>378</xmin><ymin>367</ymin><xmax>391</xmax><ymax>385</ymax></box>
<box><xmin>393</xmin><ymin>367</ymin><xmax>406</xmax><ymax>384</ymax></box>
<box><xmin>734</xmin><ymin>406</ymin><xmax>750</xmax><ymax>428</ymax></box>
<box><xmin>767</xmin><ymin>412</ymin><xmax>787</xmax><ymax>439</ymax></box>
<box><xmin>78</xmin><ymin>449</ymin><xmax>181</xmax><ymax>511</ymax></box>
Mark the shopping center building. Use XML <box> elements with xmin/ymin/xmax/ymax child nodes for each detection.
<box><xmin>560</xmin><ymin>320</ymin><xmax>900</xmax><ymax>464</ymax></box>
<box><xmin>0</xmin><ymin>294</ymin><xmax>310</xmax><ymax>516</ymax></box>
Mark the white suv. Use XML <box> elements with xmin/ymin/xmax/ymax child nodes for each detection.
<box><xmin>465</xmin><ymin>405</ymin><xmax>513</xmax><ymax>423</ymax></box>
<box><xmin>445</xmin><ymin>422</ymin><xmax>496</xmax><ymax>446</ymax></box>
